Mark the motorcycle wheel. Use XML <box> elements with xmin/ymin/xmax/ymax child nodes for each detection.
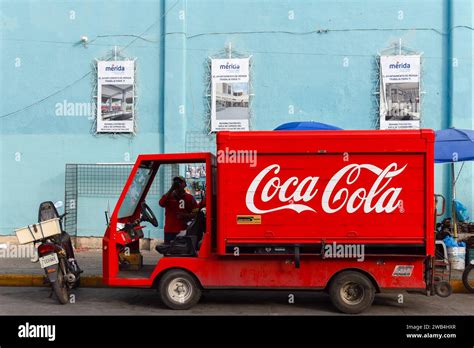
<box><xmin>462</xmin><ymin>264</ymin><xmax>474</xmax><ymax>293</ymax></box>
<box><xmin>52</xmin><ymin>259</ymin><xmax>69</xmax><ymax>304</ymax></box>
<box><xmin>72</xmin><ymin>277</ymin><xmax>80</xmax><ymax>289</ymax></box>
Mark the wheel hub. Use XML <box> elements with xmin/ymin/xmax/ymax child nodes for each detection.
<box><xmin>168</xmin><ymin>278</ymin><xmax>193</xmax><ymax>303</ymax></box>
<box><xmin>340</xmin><ymin>282</ymin><xmax>364</xmax><ymax>305</ymax></box>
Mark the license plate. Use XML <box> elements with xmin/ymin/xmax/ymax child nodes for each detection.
<box><xmin>39</xmin><ymin>253</ymin><xmax>59</xmax><ymax>269</ymax></box>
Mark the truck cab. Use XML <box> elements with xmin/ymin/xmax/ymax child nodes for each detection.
<box><xmin>102</xmin><ymin>153</ymin><xmax>216</xmax><ymax>287</ymax></box>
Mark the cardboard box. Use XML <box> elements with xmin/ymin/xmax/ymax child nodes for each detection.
<box><xmin>119</xmin><ymin>251</ymin><xmax>143</xmax><ymax>271</ymax></box>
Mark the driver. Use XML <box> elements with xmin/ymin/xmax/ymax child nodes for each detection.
<box><xmin>159</xmin><ymin>176</ymin><xmax>197</xmax><ymax>243</ymax></box>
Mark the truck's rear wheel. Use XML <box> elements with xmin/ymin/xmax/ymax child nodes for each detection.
<box><xmin>328</xmin><ymin>271</ymin><xmax>375</xmax><ymax>314</ymax></box>
<box><xmin>158</xmin><ymin>270</ymin><xmax>201</xmax><ymax>310</ymax></box>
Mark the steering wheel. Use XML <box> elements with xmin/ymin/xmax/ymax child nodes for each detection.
<box><xmin>140</xmin><ymin>202</ymin><xmax>158</xmax><ymax>227</ymax></box>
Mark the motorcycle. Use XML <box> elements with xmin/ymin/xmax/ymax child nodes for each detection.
<box><xmin>32</xmin><ymin>201</ymin><xmax>82</xmax><ymax>304</ymax></box>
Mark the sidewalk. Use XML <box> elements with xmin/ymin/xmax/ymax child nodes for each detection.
<box><xmin>0</xmin><ymin>248</ymin><xmax>470</xmax><ymax>293</ymax></box>
<box><xmin>0</xmin><ymin>248</ymin><xmax>161</xmax><ymax>287</ymax></box>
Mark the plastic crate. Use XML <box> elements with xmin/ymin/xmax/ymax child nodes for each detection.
<box><xmin>15</xmin><ymin>218</ymin><xmax>61</xmax><ymax>244</ymax></box>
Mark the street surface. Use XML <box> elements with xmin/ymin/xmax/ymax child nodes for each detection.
<box><xmin>0</xmin><ymin>286</ymin><xmax>472</xmax><ymax>316</ymax></box>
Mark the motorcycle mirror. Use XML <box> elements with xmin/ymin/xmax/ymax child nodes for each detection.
<box><xmin>54</xmin><ymin>201</ymin><xmax>64</xmax><ymax>209</ymax></box>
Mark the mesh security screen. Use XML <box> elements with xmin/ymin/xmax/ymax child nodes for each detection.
<box><xmin>64</xmin><ymin>163</ymin><xmax>175</xmax><ymax>236</ymax></box>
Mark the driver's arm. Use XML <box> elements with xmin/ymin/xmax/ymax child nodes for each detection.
<box><xmin>159</xmin><ymin>194</ymin><xmax>169</xmax><ymax>208</ymax></box>
<box><xmin>159</xmin><ymin>184</ymin><xmax>177</xmax><ymax>207</ymax></box>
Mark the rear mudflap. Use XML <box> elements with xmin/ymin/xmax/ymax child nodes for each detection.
<box><xmin>44</xmin><ymin>263</ymin><xmax>59</xmax><ymax>283</ymax></box>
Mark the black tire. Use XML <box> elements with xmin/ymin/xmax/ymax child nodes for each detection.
<box><xmin>434</xmin><ymin>281</ymin><xmax>453</xmax><ymax>297</ymax></box>
<box><xmin>462</xmin><ymin>264</ymin><xmax>474</xmax><ymax>293</ymax></box>
<box><xmin>158</xmin><ymin>270</ymin><xmax>201</xmax><ymax>310</ymax></box>
<box><xmin>52</xmin><ymin>260</ymin><xmax>69</xmax><ymax>305</ymax></box>
<box><xmin>328</xmin><ymin>271</ymin><xmax>376</xmax><ymax>314</ymax></box>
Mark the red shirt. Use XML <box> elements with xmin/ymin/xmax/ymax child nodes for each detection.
<box><xmin>159</xmin><ymin>192</ymin><xmax>197</xmax><ymax>233</ymax></box>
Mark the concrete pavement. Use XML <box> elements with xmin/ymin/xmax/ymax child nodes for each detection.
<box><xmin>0</xmin><ymin>249</ymin><xmax>160</xmax><ymax>276</ymax></box>
<box><xmin>0</xmin><ymin>286</ymin><xmax>473</xmax><ymax>315</ymax></box>
<box><xmin>0</xmin><ymin>249</ymin><xmax>161</xmax><ymax>287</ymax></box>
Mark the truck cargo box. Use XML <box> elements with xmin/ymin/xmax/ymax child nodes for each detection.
<box><xmin>216</xmin><ymin>130</ymin><xmax>434</xmax><ymax>256</ymax></box>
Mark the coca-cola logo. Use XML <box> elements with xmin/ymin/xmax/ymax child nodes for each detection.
<box><xmin>246</xmin><ymin>163</ymin><xmax>407</xmax><ymax>215</ymax></box>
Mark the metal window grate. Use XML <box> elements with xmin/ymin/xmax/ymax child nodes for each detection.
<box><xmin>75</xmin><ymin>164</ymin><xmax>163</xmax><ymax>196</ymax></box>
<box><xmin>64</xmin><ymin>162</ymin><xmax>202</xmax><ymax>236</ymax></box>
<box><xmin>64</xmin><ymin>163</ymin><xmax>165</xmax><ymax>237</ymax></box>
<box><xmin>185</xmin><ymin>131</ymin><xmax>216</xmax><ymax>153</ymax></box>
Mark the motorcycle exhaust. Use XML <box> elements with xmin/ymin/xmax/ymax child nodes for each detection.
<box><xmin>65</xmin><ymin>273</ymin><xmax>76</xmax><ymax>283</ymax></box>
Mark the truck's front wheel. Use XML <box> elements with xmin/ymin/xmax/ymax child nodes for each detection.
<box><xmin>328</xmin><ymin>271</ymin><xmax>375</xmax><ymax>314</ymax></box>
<box><xmin>158</xmin><ymin>270</ymin><xmax>202</xmax><ymax>310</ymax></box>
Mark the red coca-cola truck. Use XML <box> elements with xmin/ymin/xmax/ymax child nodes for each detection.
<box><xmin>103</xmin><ymin>129</ymin><xmax>442</xmax><ymax>313</ymax></box>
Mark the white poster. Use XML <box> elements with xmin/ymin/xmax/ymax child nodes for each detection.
<box><xmin>379</xmin><ymin>55</ymin><xmax>421</xmax><ymax>130</ymax></box>
<box><xmin>211</xmin><ymin>58</ymin><xmax>250</xmax><ymax>132</ymax></box>
<box><xmin>97</xmin><ymin>60</ymin><xmax>135</xmax><ymax>133</ymax></box>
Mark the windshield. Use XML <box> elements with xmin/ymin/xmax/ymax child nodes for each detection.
<box><xmin>118</xmin><ymin>166</ymin><xmax>152</xmax><ymax>218</ymax></box>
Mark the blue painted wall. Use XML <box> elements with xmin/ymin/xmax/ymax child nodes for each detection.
<box><xmin>1</xmin><ymin>0</ymin><xmax>473</xmax><ymax>237</ymax></box>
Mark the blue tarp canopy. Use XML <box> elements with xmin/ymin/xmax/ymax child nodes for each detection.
<box><xmin>274</xmin><ymin>121</ymin><xmax>343</xmax><ymax>131</ymax></box>
<box><xmin>434</xmin><ymin>128</ymin><xmax>474</xmax><ymax>163</ymax></box>
<box><xmin>434</xmin><ymin>128</ymin><xmax>474</xmax><ymax>238</ymax></box>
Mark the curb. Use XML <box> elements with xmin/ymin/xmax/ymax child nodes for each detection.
<box><xmin>0</xmin><ymin>274</ymin><xmax>470</xmax><ymax>293</ymax></box>
<box><xmin>450</xmin><ymin>280</ymin><xmax>469</xmax><ymax>294</ymax></box>
<box><xmin>0</xmin><ymin>274</ymin><xmax>104</xmax><ymax>288</ymax></box>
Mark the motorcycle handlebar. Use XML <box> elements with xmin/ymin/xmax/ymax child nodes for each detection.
<box><xmin>59</xmin><ymin>212</ymin><xmax>68</xmax><ymax>221</ymax></box>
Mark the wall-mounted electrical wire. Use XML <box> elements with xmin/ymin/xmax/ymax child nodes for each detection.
<box><xmin>0</xmin><ymin>0</ymin><xmax>179</xmax><ymax>120</ymax></box>
<box><xmin>0</xmin><ymin>21</ymin><xmax>472</xmax><ymax>120</ymax></box>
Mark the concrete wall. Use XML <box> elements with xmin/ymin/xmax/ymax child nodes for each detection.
<box><xmin>1</xmin><ymin>0</ymin><xmax>164</xmax><ymax>236</ymax></box>
<box><xmin>1</xmin><ymin>0</ymin><xmax>473</xmax><ymax>236</ymax></box>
